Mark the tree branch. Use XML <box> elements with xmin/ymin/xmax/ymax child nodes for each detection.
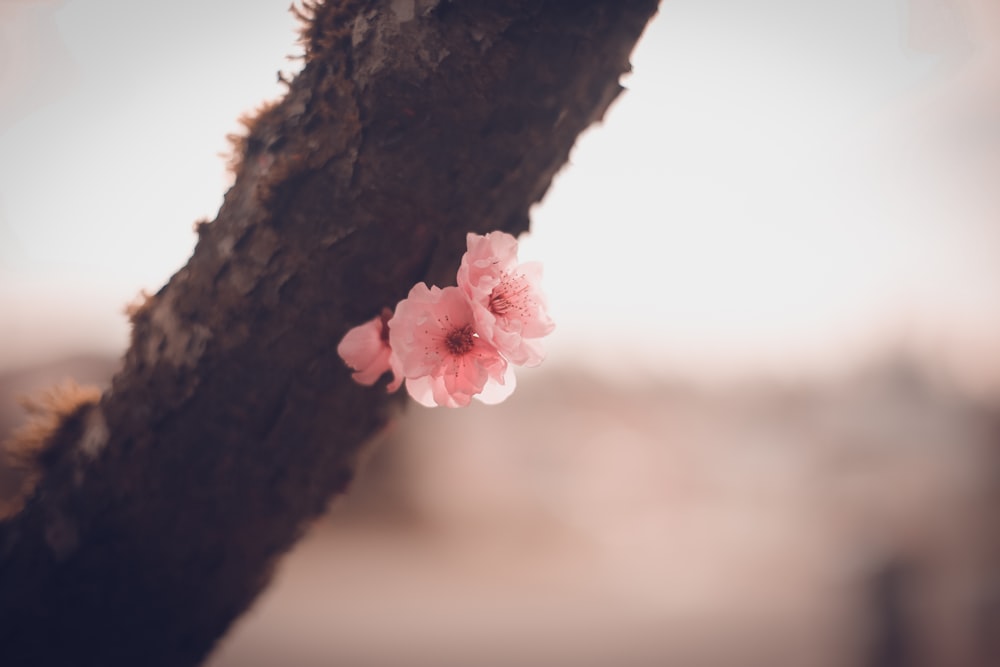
<box><xmin>0</xmin><ymin>1</ymin><xmax>658</xmax><ymax>665</ymax></box>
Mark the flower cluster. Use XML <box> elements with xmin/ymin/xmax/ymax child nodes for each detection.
<box><xmin>337</xmin><ymin>231</ymin><xmax>554</xmax><ymax>407</ymax></box>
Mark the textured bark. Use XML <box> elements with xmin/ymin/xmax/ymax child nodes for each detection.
<box><xmin>0</xmin><ymin>1</ymin><xmax>658</xmax><ymax>665</ymax></box>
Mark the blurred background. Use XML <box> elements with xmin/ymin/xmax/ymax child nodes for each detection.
<box><xmin>2</xmin><ymin>0</ymin><xmax>1000</xmax><ymax>665</ymax></box>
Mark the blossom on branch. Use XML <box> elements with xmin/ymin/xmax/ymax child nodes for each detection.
<box><xmin>336</xmin><ymin>231</ymin><xmax>552</xmax><ymax>407</ymax></box>
<box><xmin>457</xmin><ymin>231</ymin><xmax>555</xmax><ymax>367</ymax></box>
<box><xmin>389</xmin><ymin>284</ymin><xmax>511</xmax><ymax>407</ymax></box>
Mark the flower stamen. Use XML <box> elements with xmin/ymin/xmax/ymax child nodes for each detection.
<box><xmin>488</xmin><ymin>273</ymin><xmax>531</xmax><ymax>316</ymax></box>
<box><xmin>444</xmin><ymin>324</ymin><xmax>475</xmax><ymax>356</ymax></box>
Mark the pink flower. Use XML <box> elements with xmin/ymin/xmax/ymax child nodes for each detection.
<box><xmin>336</xmin><ymin>308</ymin><xmax>402</xmax><ymax>391</ymax></box>
<box><xmin>338</xmin><ymin>230</ymin><xmax>555</xmax><ymax>407</ymax></box>
<box><xmin>388</xmin><ymin>283</ymin><xmax>512</xmax><ymax>407</ymax></box>
<box><xmin>457</xmin><ymin>231</ymin><xmax>555</xmax><ymax>366</ymax></box>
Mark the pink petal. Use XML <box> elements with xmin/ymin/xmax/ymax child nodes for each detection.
<box><xmin>386</xmin><ymin>352</ymin><xmax>404</xmax><ymax>392</ymax></box>
<box><xmin>405</xmin><ymin>375</ymin><xmax>472</xmax><ymax>408</ymax></box>
<box><xmin>403</xmin><ymin>376</ymin><xmax>439</xmax><ymax>407</ymax></box>
<box><xmin>337</xmin><ymin>310</ymin><xmax>401</xmax><ymax>390</ymax></box>
<box><xmin>337</xmin><ymin>318</ymin><xmax>388</xmax><ymax>386</ymax></box>
<box><xmin>457</xmin><ymin>231</ymin><xmax>519</xmax><ymax>299</ymax></box>
<box><xmin>475</xmin><ymin>364</ymin><xmax>517</xmax><ymax>405</ymax></box>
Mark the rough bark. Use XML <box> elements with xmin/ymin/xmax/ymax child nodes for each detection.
<box><xmin>0</xmin><ymin>1</ymin><xmax>658</xmax><ymax>665</ymax></box>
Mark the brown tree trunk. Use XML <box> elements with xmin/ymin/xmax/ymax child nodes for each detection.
<box><xmin>0</xmin><ymin>1</ymin><xmax>658</xmax><ymax>665</ymax></box>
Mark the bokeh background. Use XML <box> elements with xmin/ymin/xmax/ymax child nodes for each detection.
<box><xmin>2</xmin><ymin>1</ymin><xmax>999</xmax><ymax>665</ymax></box>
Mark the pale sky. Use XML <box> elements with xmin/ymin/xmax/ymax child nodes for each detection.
<box><xmin>2</xmin><ymin>0</ymin><xmax>999</xmax><ymax>391</ymax></box>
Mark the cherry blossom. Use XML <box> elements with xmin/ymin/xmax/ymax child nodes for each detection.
<box><xmin>337</xmin><ymin>230</ymin><xmax>554</xmax><ymax>407</ymax></box>
<box><xmin>388</xmin><ymin>283</ymin><xmax>511</xmax><ymax>407</ymax></box>
<box><xmin>457</xmin><ymin>231</ymin><xmax>555</xmax><ymax>366</ymax></box>
<box><xmin>335</xmin><ymin>308</ymin><xmax>402</xmax><ymax>391</ymax></box>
